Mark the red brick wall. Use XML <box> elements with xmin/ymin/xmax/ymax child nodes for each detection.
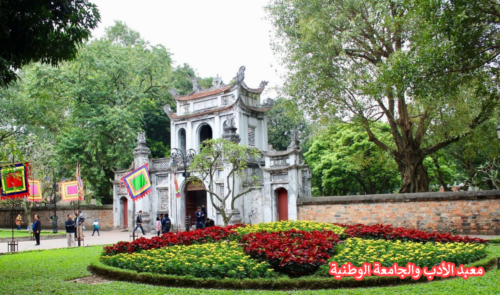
<box><xmin>297</xmin><ymin>191</ymin><xmax>500</xmax><ymax>235</ymax></box>
<box><xmin>0</xmin><ymin>205</ymin><xmax>113</xmax><ymax>230</ymax></box>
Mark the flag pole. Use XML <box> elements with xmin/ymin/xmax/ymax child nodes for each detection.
<box><xmin>132</xmin><ymin>162</ymin><xmax>136</xmax><ymax>241</ymax></box>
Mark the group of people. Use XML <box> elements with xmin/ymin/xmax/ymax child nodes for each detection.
<box><xmin>132</xmin><ymin>205</ymin><xmax>216</xmax><ymax>236</ymax></box>
<box><xmin>25</xmin><ymin>210</ymin><xmax>99</xmax><ymax>247</ymax></box>
<box><xmin>134</xmin><ymin>210</ymin><xmax>173</xmax><ymax>237</ymax></box>
<box><xmin>63</xmin><ymin>210</ymin><xmax>91</xmax><ymax>247</ymax></box>
<box><xmin>155</xmin><ymin>213</ymin><xmax>171</xmax><ymax>236</ymax></box>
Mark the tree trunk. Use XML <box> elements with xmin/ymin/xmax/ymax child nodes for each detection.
<box><xmin>397</xmin><ymin>155</ymin><xmax>430</xmax><ymax>193</ymax></box>
<box><xmin>431</xmin><ymin>156</ymin><xmax>450</xmax><ymax>191</ymax></box>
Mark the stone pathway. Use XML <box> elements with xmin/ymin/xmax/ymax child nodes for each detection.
<box><xmin>0</xmin><ymin>229</ymin><xmax>145</xmax><ymax>253</ymax></box>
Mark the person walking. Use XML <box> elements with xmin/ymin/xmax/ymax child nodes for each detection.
<box><xmin>133</xmin><ymin>210</ymin><xmax>145</xmax><ymax>236</ymax></box>
<box><xmin>76</xmin><ymin>210</ymin><xmax>85</xmax><ymax>242</ymax></box>
<box><xmin>195</xmin><ymin>206</ymin><xmax>205</xmax><ymax>230</ymax></box>
<box><xmin>15</xmin><ymin>214</ymin><xmax>22</xmax><ymax>230</ymax></box>
<box><xmin>65</xmin><ymin>214</ymin><xmax>76</xmax><ymax>247</ymax></box>
<box><xmin>92</xmin><ymin>219</ymin><xmax>100</xmax><ymax>236</ymax></box>
<box><xmin>32</xmin><ymin>215</ymin><xmax>41</xmax><ymax>246</ymax></box>
<box><xmin>155</xmin><ymin>216</ymin><xmax>162</xmax><ymax>237</ymax></box>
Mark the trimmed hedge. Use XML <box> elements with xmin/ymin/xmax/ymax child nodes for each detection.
<box><xmin>89</xmin><ymin>247</ymin><xmax>498</xmax><ymax>290</ymax></box>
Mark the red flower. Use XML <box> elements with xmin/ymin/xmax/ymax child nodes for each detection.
<box><xmin>241</xmin><ymin>229</ymin><xmax>340</xmax><ymax>276</ymax></box>
<box><xmin>103</xmin><ymin>224</ymin><xmax>246</xmax><ymax>255</ymax></box>
<box><xmin>334</xmin><ymin>223</ymin><xmax>487</xmax><ymax>244</ymax></box>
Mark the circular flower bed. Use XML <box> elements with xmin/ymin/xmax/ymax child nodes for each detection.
<box><xmin>99</xmin><ymin>221</ymin><xmax>489</xmax><ymax>286</ymax></box>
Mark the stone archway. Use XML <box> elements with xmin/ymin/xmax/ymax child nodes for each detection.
<box><xmin>178</xmin><ymin>128</ymin><xmax>186</xmax><ymax>154</ymax></box>
<box><xmin>199</xmin><ymin>124</ymin><xmax>213</xmax><ymax>145</ymax></box>
<box><xmin>185</xmin><ymin>180</ymin><xmax>207</xmax><ymax>227</ymax></box>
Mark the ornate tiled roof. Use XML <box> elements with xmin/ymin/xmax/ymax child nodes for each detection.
<box><xmin>165</xmin><ymin>105</ymin><xmax>234</xmax><ymax>120</ymax></box>
<box><xmin>176</xmin><ymin>85</ymin><xmax>233</xmax><ymax>101</ymax></box>
<box><xmin>164</xmin><ymin>97</ymin><xmax>273</xmax><ymax>121</ymax></box>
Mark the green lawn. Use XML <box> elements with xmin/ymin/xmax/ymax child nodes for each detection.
<box><xmin>0</xmin><ymin>245</ymin><xmax>498</xmax><ymax>294</ymax></box>
<box><xmin>0</xmin><ymin>229</ymin><xmax>65</xmax><ymax>238</ymax></box>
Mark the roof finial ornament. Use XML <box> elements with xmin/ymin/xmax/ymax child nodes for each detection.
<box><xmin>287</xmin><ymin>126</ymin><xmax>302</xmax><ymax>150</ymax></box>
<box><xmin>234</xmin><ymin>66</ymin><xmax>246</xmax><ymax>84</ymax></box>
<box><xmin>137</xmin><ymin>131</ymin><xmax>146</xmax><ymax>144</ymax></box>
<box><xmin>192</xmin><ymin>77</ymin><xmax>204</xmax><ymax>93</ymax></box>
<box><xmin>211</xmin><ymin>74</ymin><xmax>224</xmax><ymax>89</ymax></box>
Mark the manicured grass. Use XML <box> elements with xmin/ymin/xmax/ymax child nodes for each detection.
<box><xmin>0</xmin><ymin>245</ymin><xmax>499</xmax><ymax>294</ymax></box>
<box><xmin>0</xmin><ymin>229</ymin><xmax>65</xmax><ymax>238</ymax></box>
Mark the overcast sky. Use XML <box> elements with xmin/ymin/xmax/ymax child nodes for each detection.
<box><xmin>90</xmin><ymin>0</ymin><xmax>282</xmax><ymax>98</ymax></box>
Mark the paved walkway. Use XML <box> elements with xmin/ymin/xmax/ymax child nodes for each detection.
<box><xmin>0</xmin><ymin>229</ymin><xmax>149</xmax><ymax>253</ymax></box>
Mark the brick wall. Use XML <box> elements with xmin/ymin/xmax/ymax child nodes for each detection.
<box><xmin>297</xmin><ymin>190</ymin><xmax>500</xmax><ymax>235</ymax></box>
<box><xmin>0</xmin><ymin>205</ymin><xmax>113</xmax><ymax>230</ymax></box>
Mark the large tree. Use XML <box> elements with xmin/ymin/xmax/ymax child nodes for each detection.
<box><xmin>266</xmin><ymin>0</ymin><xmax>500</xmax><ymax>192</ymax></box>
<box><xmin>0</xmin><ymin>0</ymin><xmax>100</xmax><ymax>86</ymax></box>
<box><xmin>1</xmin><ymin>22</ymin><xmax>214</xmax><ymax>203</ymax></box>
<box><xmin>55</xmin><ymin>30</ymin><xmax>174</xmax><ymax>202</ymax></box>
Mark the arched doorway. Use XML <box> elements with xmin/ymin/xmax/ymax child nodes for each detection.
<box><xmin>178</xmin><ymin>128</ymin><xmax>186</xmax><ymax>154</ymax></box>
<box><xmin>185</xmin><ymin>180</ymin><xmax>207</xmax><ymax>227</ymax></box>
<box><xmin>120</xmin><ymin>197</ymin><xmax>128</xmax><ymax>229</ymax></box>
<box><xmin>199</xmin><ymin>124</ymin><xmax>213</xmax><ymax>146</ymax></box>
<box><xmin>276</xmin><ymin>188</ymin><xmax>288</xmax><ymax>221</ymax></box>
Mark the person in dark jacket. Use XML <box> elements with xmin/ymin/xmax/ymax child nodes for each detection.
<box><xmin>133</xmin><ymin>210</ymin><xmax>146</xmax><ymax>235</ymax></box>
<box><xmin>65</xmin><ymin>214</ymin><xmax>76</xmax><ymax>247</ymax></box>
<box><xmin>205</xmin><ymin>218</ymin><xmax>215</xmax><ymax>228</ymax></box>
<box><xmin>195</xmin><ymin>206</ymin><xmax>205</xmax><ymax>230</ymax></box>
<box><xmin>162</xmin><ymin>213</ymin><xmax>171</xmax><ymax>233</ymax></box>
<box><xmin>33</xmin><ymin>215</ymin><xmax>41</xmax><ymax>246</ymax></box>
<box><xmin>201</xmin><ymin>205</ymin><xmax>207</xmax><ymax>224</ymax></box>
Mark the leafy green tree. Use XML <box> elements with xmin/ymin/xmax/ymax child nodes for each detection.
<box><xmin>0</xmin><ymin>0</ymin><xmax>100</xmax><ymax>86</ymax></box>
<box><xmin>188</xmin><ymin>138</ymin><xmax>261</xmax><ymax>226</ymax></box>
<box><xmin>104</xmin><ymin>20</ymin><xmax>141</xmax><ymax>46</ymax></box>
<box><xmin>3</xmin><ymin>22</ymin><xmax>213</xmax><ymax>203</ymax></box>
<box><xmin>266</xmin><ymin>0</ymin><xmax>500</xmax><ymax>193</ymax></box>
<box><xmin>0</xmin><ymin>63</ymin><xmax>70</xmax><ymax>166</ymax></box>
<box><xmin>55</xmin><ymin>34</ymin><xmax>174</xmax><ymax>202</ymax></box>
<box><xmin>267</xmin><ymin>98</ymin><xmax>310</xmax><ymax>151</ymax></box>
<box><xmin>441</xmin><ymin>119</ymin><xmax>500</xmax><ymax>190</ymax></box>
<box><xmin>304</xmin><ymin>123</ymin><xmax>400</xmax><ymax>196</ymax></box>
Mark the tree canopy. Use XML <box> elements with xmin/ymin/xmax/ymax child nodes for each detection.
<box><xmin>0</xmin><ymin>21</ymin><xmax>210</xmax><ymax>203</ymax></box>
<box><xmin>266</xmin><ymin>0</ymin><xmax>500</xmax><ymax>193</ymax></box>
<box><xmin>305</xmin><ymin>122</ymin><xmax>400</xmax><ymax>196</ymax></box>
<box><xmin>0</xmin><ymin>0</ymin><xmax>100</xmax><ymax>86</ymax></box>
<box><xmin>267</xmin><ymin>98</ymin><xmax>310</xmax><ymax>151</ymax></box>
